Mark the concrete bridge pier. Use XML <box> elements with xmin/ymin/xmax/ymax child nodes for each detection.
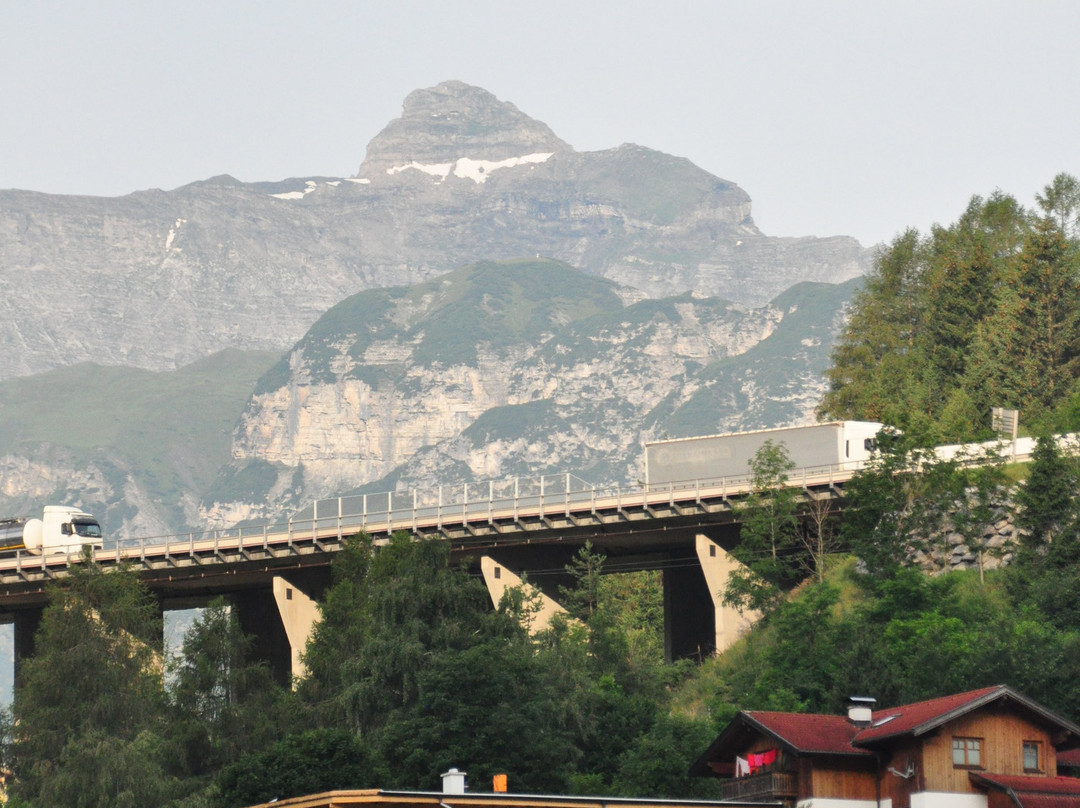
<box><xmin>693</xmin><ymin>534</ymin><xmax>760</xmax><ymax>656</ymax></box>
<box><xmin>12</xmin><ymin>607</ymin><xmax>43</xmax><ymax>689</ymax></box>
<box><xmin>481</xmin><ymin>537</ymin><xmax>760</xmax><ymax>663</ymax></box>
<box><xmin>479</xmin><ymin>556</ymin><xmax>566</xmax><ymax>633</ymax></box>
<box><xmin>272</xmin><ymin>576</ymin><xmax>319</xmax><ymax>680</ymax></box>
<box><xmin>662</xmin><ymin>551</ymin><xmax>716</xmax><ymax>662</ymax></box>
<box><xmin>232</xmin><ymin>573</ymin><xmax>322</xmax><ymax>686</ymax></box>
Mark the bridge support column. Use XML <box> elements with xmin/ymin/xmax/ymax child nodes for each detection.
<box><xmin>695</xmin><ymin>534</ymin><xmax>760</xmax><ymax>655</ymax></box>
<box><xmin>663</xmin><ymin>554</ymin><xmax>715</xmax><ymax>662</ymax></box>
<box><xmin>272</xmin><ymin>576</ymin><xmax>318</xmax><ymax>680</ymax></box>
<box><xmin>233</xmin><ymin>587</ymin><xmax>290</xmax><ymax>685</ymax></box>
<box><xmin>233</xmin><ymin>575</ymin><xmax>323</xmax><ymax>687</ymax></box>
<box><xmin>13</xmin><ymin>607</ymin><xmax>43</xmax><ymax>690</ymax></box>
<box><xmin>480</xmin><ymin>556</ymin><xmax>566</xmax><ymax>633</ymax></box>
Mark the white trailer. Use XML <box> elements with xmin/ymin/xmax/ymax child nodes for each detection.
<box><xmin>644</xmin><ymin>421</ymin><xmax>884</xmax><ymax>487</ymax></box>
<box><xmin>0</xmin><ymin>505</ymin><xmax>104</xmax><ymax>554</ymax></box>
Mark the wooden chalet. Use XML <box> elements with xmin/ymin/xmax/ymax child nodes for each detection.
<box><xmin>690</xmin><ymin>685</ymin><xmax>1080</xmax><ymax>808</ymax></box>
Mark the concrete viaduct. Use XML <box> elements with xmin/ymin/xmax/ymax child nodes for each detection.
<box><xmin>0</xmin><ymin>432</ymin><xmax>1036</xmax><ymax>686</ymax></box>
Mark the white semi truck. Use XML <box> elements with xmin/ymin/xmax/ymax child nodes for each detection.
<box><xmin>644</xmin><ymin>421</ymin><xmax>884</xmax><ymax>487</ymax></box>
<box><xmin>0</xmin><ymin>506</ymin><xmax>104</xmax><ymax>554</ymax></box>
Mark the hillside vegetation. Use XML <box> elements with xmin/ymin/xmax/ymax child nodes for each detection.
<box><xmin>0</xmin><ymin>350</ymin><xmax>277</xmax><ymax>530</ymax></box>
<box><xmin>820</xmin><ymin>173</ymin><xmax>1080</xmax><ymax>442</ymax></box>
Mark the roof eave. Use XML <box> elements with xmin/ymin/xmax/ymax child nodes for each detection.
<box><xmin>853</xmin><ymin>686</ymin><xmax>1080</xmax><ymax>749</ymax></box>
<box><xmin>689</xmin><ymin>712</ymin><xmax>806</xmax><ymax>777</ymax></box>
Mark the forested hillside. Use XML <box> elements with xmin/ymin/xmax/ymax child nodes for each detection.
<box><xmin>820</xmin><ymin>173</ymin><xmax>1080</xmax><ymax>443</ymax></box>
<box><xmin>10</xmin><ymin>428</ymin><xmax>1080</xmax><ymax>808</ymax></box>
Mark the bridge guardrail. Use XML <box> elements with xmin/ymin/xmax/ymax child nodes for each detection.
<box><xmin>0</xmin><ymin>433</ymin><xmax>1044</xmax><ymax>576</ymax></box>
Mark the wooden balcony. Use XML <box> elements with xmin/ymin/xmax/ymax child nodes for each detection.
<box><xmin>721</xmin><ymin>770</ymin><xmax>798</xmax><ymax>803</ymax></box>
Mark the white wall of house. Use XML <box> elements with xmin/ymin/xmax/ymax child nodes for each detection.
<box><xmin>796</xmin><ymin>799</ymin><xmax>884</xmax><ymax>808</ymax></box>
<box><xmin>911</xmin><ymin>792</ymin><xmax>987</xmax><ymax>808</ymax></box>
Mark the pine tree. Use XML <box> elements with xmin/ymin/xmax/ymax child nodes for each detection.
<box><xmin>168</xmin><ymin>599</ymin><xmax>287</xmax><ymax>784</ymax></box>
<box><xmin>966</xmin><ymin>218</ymin><xmax>1080</xmax><ymax>418</ymax></box>
<box><xmin>1036</xmin><ymin>172</ymin><xmax>1080</xmax><ymax>237</ymax></box>
<box><xmin>1015</xmin><ymin>435</ymin><xmax>1079</xmax><ymax>548</ymax></box>
<box><xmin>296</xmin><ymin>532</ymin><xmax>580</xmax><ymax>792</ymax></box>
<box><xmin>11</xmin><ymin>556</ymin><xmax>174</xmax><ymax>808</ymax></box>
<box><xmin>820</xmin><ymin>228</ymin><xmax>926</xmax><ymax>421</ymax></box>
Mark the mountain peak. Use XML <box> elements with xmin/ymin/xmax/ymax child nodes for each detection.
<box><xmin>356</xmin><ymin>81</ymin><xmax>572</xmax><ymax>180</ymax></box>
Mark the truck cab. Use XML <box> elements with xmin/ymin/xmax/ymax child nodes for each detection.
<box><xmin>0</xmin><ymin>506</ymin><xmax>103</xmax><ymax>555</ymax></box>
<box><xmin>28</xmin><ymin>506</ymin><xmax>104</xmax><ymax>554</ymax></box>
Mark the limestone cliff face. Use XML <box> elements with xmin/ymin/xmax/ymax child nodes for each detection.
<box><xmin>0</xmin><ymin>261</ymin><xmax>856</xmax><ymax>539</ymax></box>
<box><xmin>0</xmin><ymin>81</ymin><xmax>867</xmax><ymax>382</ymax></box>
<box><xmin>208</xmin><ymin>260</ymin><xmax>856</xmax><ymax>524</ymax></box>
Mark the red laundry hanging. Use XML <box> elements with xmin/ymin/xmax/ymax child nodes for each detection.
<box><xmin>747</xmin><ymin>748</ymin><xmax>778</xmax><ymax>773</ymax></box>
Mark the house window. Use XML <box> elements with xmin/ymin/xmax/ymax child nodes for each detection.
<box><xmin>1023</xmin><ymin>741</ymin><xmax>1042</xmax><ymax>772</ymax></box>
<box><xmin>953</xmin><ymin>737</ymin><xmax>982</xmax><ymax>767</ymax></box>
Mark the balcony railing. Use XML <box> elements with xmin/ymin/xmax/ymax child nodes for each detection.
<box><xmin>722</xmin><ymin>770</ymin><xmax>798</xmax><ymax>803</ymax></box>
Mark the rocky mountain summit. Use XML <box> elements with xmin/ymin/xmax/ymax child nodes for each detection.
<box><xmin>0</xmin><ymin>81</ymin><xmax>868</xmax><ymax>381</ymax></box>
<box><xmin>357</xmin><ymin>81</ymin><xmax>571</xmax><ymax>176</ymax></box>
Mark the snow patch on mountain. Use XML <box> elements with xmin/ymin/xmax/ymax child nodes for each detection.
<box><xmin>387</xmin><ymin>161</ymin><xmax>454</xmax><ymax>180</ymax></box>
<box><xmin>386</xmin><ymin>152</ymin><xmax>554</xmax><ymax>184</ymax></box>
<box><xmin>270</xmin><ymin>180</ymin><xmax>319</xmax><ymax>200</ymax></box>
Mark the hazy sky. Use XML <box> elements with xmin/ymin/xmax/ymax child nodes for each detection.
<box><xmin>3</xmin><ymin>1</ymin><xmax>1078</xmax><ymax>247</ymax></box>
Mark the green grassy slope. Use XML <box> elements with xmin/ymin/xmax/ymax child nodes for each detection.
<box><xmin>0</xmin><ymin>349</ymin><xmax>279</xmax><ymax>518</ymax></box>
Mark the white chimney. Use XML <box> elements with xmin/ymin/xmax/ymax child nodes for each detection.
<box><xmin>848</xmin><ymin>696</ymin><xmax>875</xmax><ymax>726</ymax></box>
<box><xmin>442</xmin><ymin>768</ymin><xmax>467</xmax><ymax>795</ymax></box>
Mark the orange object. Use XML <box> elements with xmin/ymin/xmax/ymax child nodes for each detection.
<box><xmin>493</xmin><ymin>774</ymin><xmax>508</xmax><ymax>793</ymax></box>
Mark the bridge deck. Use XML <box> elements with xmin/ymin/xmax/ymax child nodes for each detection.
<box><xmin>0</xmin><ymin>433</ymin><xmax>1037</xmax><ymax>601</ymax></box>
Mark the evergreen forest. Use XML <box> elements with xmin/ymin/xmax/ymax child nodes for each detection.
<box><xmin>6</xmin><ymin>174</ymin><xmax>1080</xmax><ymax>808</ymax></box>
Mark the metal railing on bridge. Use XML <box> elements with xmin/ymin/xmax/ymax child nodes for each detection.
<box><xmin>0</xmin><ymin>432</ymin><xmax>1042</xmax><ymax>579</ymax></box>
<box><xmin>0</xmin><ymin>464</ymin><xmax>855</xmax><ymax>578</ymax></box>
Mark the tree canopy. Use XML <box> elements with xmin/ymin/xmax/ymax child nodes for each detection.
<box><xmin>820</xmin><ymin>174</ymin><xmax>1080</xmax><ymax>441</ymax></box>
<box><xmin>10</xmin><ymin>556</ymin><xmax>173</xmax><ymax>808</ymax></box>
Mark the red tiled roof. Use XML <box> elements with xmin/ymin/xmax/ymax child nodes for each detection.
<box><xmin>1013</xmin><ymin>796</ymin><xmax>1080</xmax><ymax>808</ymax></box>
<box><xmin>971</xmin><ymin>773</ymin><xmax>1080</xmax><ymax>808</ymax></box>
<box><xmin>854</xmin><ymin>685</ymin><xmax>1004</xmax><ymax>743</ymax></box>
<box><xmin>1059</xmin><ymin>749</ymin><xmax>1080</xmax><ymax>769</ymax></box>
<box><xmin>742</xmin><ymin>687</ymin><xmax>1007</xmax><ymax>755</ymax></box>
<box><xmin>743</xmin><ymin>711</ymin><xmax>869</xmax><ymax>757</ymax></box>
<box><xmin>974</xmin><ymin>775</ymin><xmax>1080</xmax><ymax>794</ymax></box>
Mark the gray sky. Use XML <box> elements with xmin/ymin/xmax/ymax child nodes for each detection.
<box><xmin>2</xmin><ymin>0</ymin><xmax>1078</xmax><ymax>247</ymax></box>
